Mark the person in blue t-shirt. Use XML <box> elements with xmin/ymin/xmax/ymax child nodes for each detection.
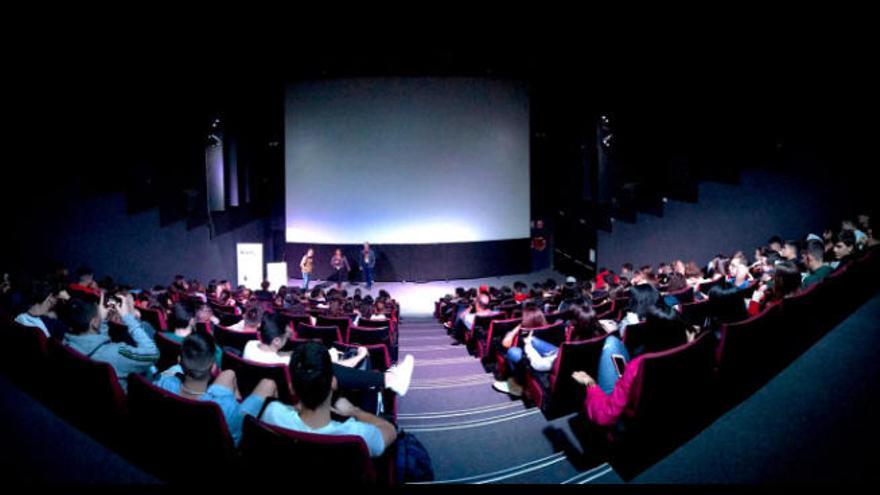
<box><xmin>155</xmin><ymin>332</ymin><xmax>277</xmax><ymax>446</ymax></box>
<box><xmin>261</xmin><ymin>341</ymin><xmax>397</xmax><ymax>457</ymax></box>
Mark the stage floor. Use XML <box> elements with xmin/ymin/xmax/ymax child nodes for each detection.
<box><xmin>288</xmin><ymin>268</ymin><xmax>567</xmax><ymax>316</ymax></box>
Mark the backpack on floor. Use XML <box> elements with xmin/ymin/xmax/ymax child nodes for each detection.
<box><xmin>395</xmin><ymin>430</ymin><xmax>434</xmax><ymax>482</ymax></box>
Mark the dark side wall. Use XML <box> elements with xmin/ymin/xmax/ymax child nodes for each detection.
<box><xmin>595</xmin><ymin>162</ymin><xmax>867</xmax><ymax>272</ymax></box>
<box><xmin>8</xmin><ymin>193</ymin><xmax>268</xmax><ymax>289</ymax></box>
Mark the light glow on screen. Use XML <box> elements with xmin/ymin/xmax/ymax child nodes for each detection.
<box><xmin>285</xmin><ymin>78</ymin><xmax>530</xmax><ymax>244</ymax></box>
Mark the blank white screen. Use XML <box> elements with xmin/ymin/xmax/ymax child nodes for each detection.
<box><xmin>284</xmin><ymin>78</ymin><xmax>530</xmax><ymax>244</ymax></box>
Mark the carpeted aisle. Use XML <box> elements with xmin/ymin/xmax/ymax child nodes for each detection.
<box><xmin>397</xmin><ymin>291</ymin><xmax>880</xmax><ymax>484</ymax></box>
<box><xmin>396</xmin><ymin>316</ymin><xmax>610</xmax><ymax>484</ymax></box>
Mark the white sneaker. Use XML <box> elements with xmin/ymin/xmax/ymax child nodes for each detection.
<box><xmin>492</xmin><ymin>380</ymin><xmax>522</xmax><ymax>397</ymax></box>
<box><xmin>386</xmin><ymin>354</ymin><xmax>414</xmax><ymax>396</ymax></box>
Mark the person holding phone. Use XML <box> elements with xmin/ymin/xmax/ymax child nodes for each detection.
<box><xmin>60</xmin><ymin>291</ymin><xmax>159</xmax><ymax>392</ymax></box>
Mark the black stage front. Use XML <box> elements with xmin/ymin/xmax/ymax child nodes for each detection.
<box><xmin>282</xmin><ymin>239</ymin><xmax>531</xmax><ymax>282</ymax></box>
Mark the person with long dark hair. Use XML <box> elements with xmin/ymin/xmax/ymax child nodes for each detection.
<box><xmin>704</xmin><ymin>284</ymin><xmax>750</xmax><ymax>332</ymax></box>
<box><xmin>747</xmin><ymin>260</ymin><xmax>803</xmax><ymax>316</ymax></box>
<box><xmin>493</xmin><ymin>302</ymin><xmax>550</xmax><ymax>397</ymax></box>
<box><xmin>618</xmin><ymin>284</ymin><xmax>660</xmax><ymax>338</ymax></box>
<box><xmin>571</xmin><ymin>300</ymin><xmax>691</xmax><ymax>428</ymax></box>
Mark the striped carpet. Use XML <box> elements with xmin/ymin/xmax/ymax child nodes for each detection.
<box><xmin>397</xmin><ymin>291</ymin><xmax>880</xmax><ymax>484</ymax></box>
<box><xmin>396</xmin><ymin>317</ymin><xmax>618</xmax><ymax>484</ymax></box>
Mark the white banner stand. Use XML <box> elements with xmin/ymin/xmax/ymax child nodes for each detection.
<box><xmin>236</xmin><ymin>243</ymin><xmax>263</xmax><ymax>290</ymax></box>
<box><xmin>266</xmin><ymin>262</ymin><xmax>288</xmax><ymax>292</ymax></box>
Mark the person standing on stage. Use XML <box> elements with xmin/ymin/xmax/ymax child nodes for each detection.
<box><xmin>360</xmin><ymin>242</ymin><xmax>376</xmax><ymax>290</ymax></box>
<box><xmin>300</xmin><ymin>248</ymin><xmax>315</xmax><ymax>291</ymax></box>
<box><xmin>330</xmin><ymin>248</ymin><xmax>351</xmax><ymax>290</ymax></box>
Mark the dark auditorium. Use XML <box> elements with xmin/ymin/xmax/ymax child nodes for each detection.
<box><xmin>3</xmin><ymin>30</ymin><xmax>878</xmax><ymax>486</ymax></box>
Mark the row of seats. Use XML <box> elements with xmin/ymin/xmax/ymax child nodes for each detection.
<box><xmin>436</xmin><ymin>249</ymin><xmax>879</xmax><ymax>478</ymax></box>
<box><xmin>1</xmin><ymin>313</ymin><xmax>402</xmax><ymax>485</ymax></box>
<box><xmin>591</xmin><ymin>252</ymin><xmax>877</xmax><ymax>477</ymax></box>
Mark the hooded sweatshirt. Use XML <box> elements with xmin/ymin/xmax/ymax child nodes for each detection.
<box><xmin>63</xmin><ymin>313</ymin><xmax>160</xmax><ymax>393</ymax></box>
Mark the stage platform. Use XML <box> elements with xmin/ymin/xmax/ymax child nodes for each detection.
<box><xmin>288</xmin><ymin>268</ymin><xmax>567</xmax><ymax>317</ymax></box>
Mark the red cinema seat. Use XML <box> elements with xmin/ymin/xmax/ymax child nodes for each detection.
<box><xmin>126</xmin><ymin>373</ymin><xmax>237</xmax><ymax>482</ymax></box>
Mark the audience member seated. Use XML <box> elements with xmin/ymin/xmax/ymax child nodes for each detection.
<box><xmin>748</xmin><ymin>261</ymin><xmax>803</xmax><ymax>316</ymax></box>
<box><xmin>802</xmin><ymin>239</ymin><xmax>834</xmax><ymax>288</ymax></box>
<box><xmin>60</xmin><ymin>293</ymin><xmax>159</xmax><ymax>392</ymax></box>
<box><xmin>830</xmin><ymin>230</ymin><xmax>858</xmax><ymax>269</ymax></box>
<box><xmin>594</xmin><ymin>268</ymin><xmax>619</xmax><ymax>292</ymax></box>
<box><xmin>235</xmin><ymin>286</ymin><xmax>253</xmax><ymax>306</ymax></box>
<box><xmin>311</xmin><ymin>288</ymin><xmax>327</xmax><ymax>306</ymax></box>
<box><xmin>155</xmin><ymin>332</ymin><xmax>277</xmax><ymax>446</ymax></box>
<box><xmin>452</xmin><ymin>292</ymin><xmax>499</xmax><ymax>342</ymax></box>
<box><xmin>496</xmin><ymin>303</ymin><xmax>605</xmax><ymax>397</ymax></box>
<box><xmin>254</xmin><ymin>280</ymin><xmax>274</xmax><ymax>302</ymax></box>
<box><xmin>69</xmin><ymin>266</ymin><xmax>102</xmax><ymax>300</ymax></box>
<box><xmin>781</xmin><ymin>240</ymin><xmax>806</xmax><ymax>272</ymax></box>
<box><xmin>353</xmin><ymin>302</ymin><xmax>371</xmax><ymax>327</ymax></box>
<box><xmin>557</xmin><ymin>280</ymin><xmax>580</xmax><ymax>312</ymax></box>
<box><xmin>15</xmin><ymin>280</ymin><xmax>70</xmax><ymax>339</ymax></box>
<box><xmin>684</xmin><ymin>261</ymin><xmax>707</xmax><ymax>289</ymax></box>
<box><xmin>726</xmin><ymin>257</ymin><xmax>753</xmax><ymax>290</ymax></box>
<box><xmin>242</xmin><ymin>314</ymin><xmax>414</xmax><ymax>398</ymax></box>
<box><xmin>664</xmin><ymin>271</ymin><xmax>689</xmax><ymax>294</ymax></box>
<box><xmin>822</xmin><ymin>229</ymin><xmax>838</xmax><ymax>262</ymax></box>
<box><xmin>261</xmin><ymin>341</ymin><xmax>397</xmax><ymax>457</ymax></box>
<box><xmin>325</xmin><ymin>298</ymin><xmax>347</xmax><ymax>318</ymax></box>
<box><xmin>619</xmin><ymin>263</ymin><xmax>635</xmax><ymax>285</ymax></box>
<box><xmin>703</xmin><ymin>285</ymin><xmax>750</xmax><ymax>332</ymax></box>
<box><xmin>228</xmin><ymin>305</ymin><xmax>262</xmax><ymax>332</ymax></box>
<box><xmin>630</xmin><ymin>304</ymin><xmax>689</xmax><ymax>358</ymax></box>
<box><xmin>186</xmin><ymin>280</ymin><xmax>208</xmax><ymax>304</ymax></box>
<box><xmin>163</xmin><ymin>304</ymin><xmax>222</xmax><ymax>366</ymax></box>
<box><xmin>569</xmin><ymin>305</ymin><xmax>608</xmax><ymax>341</ymax></box>
<box><xmin>657</xmin><ymin>263</ymin><xmax>672</xmax><ymax>288</ymax></box>
<box><xmin>856</xmin><ymin>214</ymin><xmax>879</xmax><ymax>248</ymax></box>
<box><xmin>493</xmin><ymin>302</ymin><xmax>549</xmax><ymax>397</ymax></box>
<box><xmin>570</xmin><ymin>303</ymin><xmax>691</xmax><ymax>427</ymax></box>
<box><xmin>194</xmin><ymin>303</ymin><xmax>221</xmax><ymax>327</ymax></box>
<box><xmin>707</xmin><ymin>256</ymin><xmax>730</xmax><ymax>284</ymax></box>
<box><xmin>371</xmin><ymin>300</ymin><xmax>389</xmax><ymax>321</ymax></box>
<box><xmin>513</xmin><ymin>281</ymin><xmax>529</xmax><ymax>303</ymax></box>
<box><xmin>841</xmin><ymin>218</ymin><xmax>868</xmax><ymax>246</ymax></box>
<box><xmin>767</xmin><ymin>235</ymin><xmax>784</xmax><ymax>256</ymax></box>
<box><xmin>615</xmin><ymin>284</ymin><xmax>661</xmax><ymax>338</ymax></box>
